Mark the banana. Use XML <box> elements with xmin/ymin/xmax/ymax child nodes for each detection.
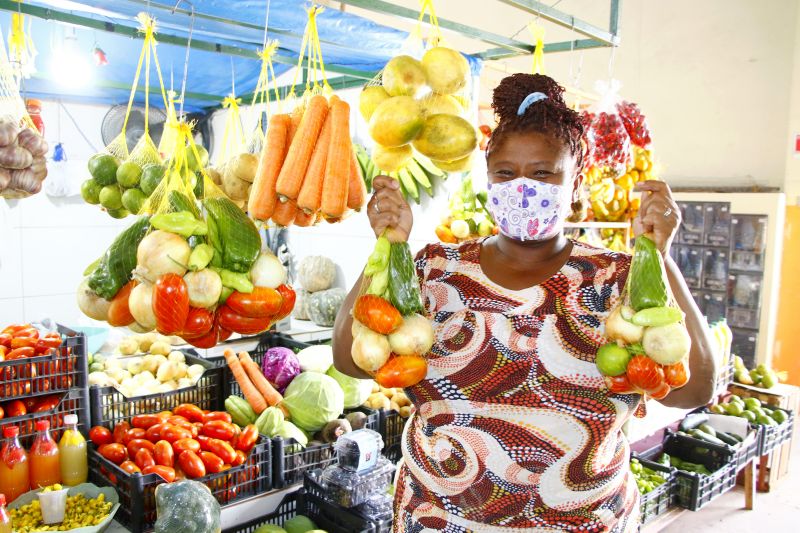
<box><xmin>407</xmin><ymin>158</ymin><xmax>432</xmax><ymax>189</ymax></box>
<box><xmin>398</xmin><ymin>167</ymin><xmax>420</xmax><ymax>203</ymax></box>
<box><xmin>413</xmin><ymin>153</ymin><xmax>445</xmax><ymax>178</ymax></box>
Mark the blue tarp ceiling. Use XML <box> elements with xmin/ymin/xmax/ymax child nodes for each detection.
<box><xmin>1</xmin><ymin>1</ymin><xmax>481</xmax><ymax>112</ymax></box>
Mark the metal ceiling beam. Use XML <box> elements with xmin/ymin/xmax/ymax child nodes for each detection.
<box><xmin>476</xmin><ymin>38</ymin><xmax>608</xmax><ymax>60</ymax></box>
<box><xmin>496</xmin><ymin>0</ymin><xmax>621</xmax><ymax>46</ymax></box>
<box><xmin>29</xmin><ymin>73</ymin><xmax>223</xmax><ymax>103</ymax></box>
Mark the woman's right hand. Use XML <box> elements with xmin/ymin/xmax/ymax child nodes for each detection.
<box><xmin>367</xmin><ymin>175</ymin><xmax>413</xmax><ymax>242</ymax></box>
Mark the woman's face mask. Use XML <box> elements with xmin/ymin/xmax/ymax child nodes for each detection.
<box><xmin>485</xmin><ymin>177</ymin><xmax>571</xmax><ymax>241</ymax></box>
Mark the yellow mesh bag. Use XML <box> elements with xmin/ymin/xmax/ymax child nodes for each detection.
<box><xmin>246</xmin><ymin>41</ymin><xmax>283</xmax><ymax>154</ymax></box>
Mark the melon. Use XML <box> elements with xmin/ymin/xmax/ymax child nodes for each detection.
<box><xmin>382</xmin><ymin>55</ymin><xmax>426</xmax><ymax>97</ymax></box>
<box><xmin>422</xmin><ymin>47</ymin><xmax>469</xmax><ymax>95</ymax></box>
<box><xmin>359</xmin><ymin>86</ymin><xmax>390</xmax><ymax>121</ymax></box>
<box><xmin>433</xmin><ymin>153</ymin><xmax>474</xmax><ymax>173</ymax></box>
<box><xmin>373</xmin><ymin>144</ymin><xmax>413</xmax><ymax>173</ymax></box>
<box><xmin>420</xmin><ymin>94</ymin><xmax>463</xmax><ymax>117</ymax></box>
<box><xmin>368</xmin><ymin>96</ymin><xmax>424</xmax><ymax>148</ymax></box>
<box><xmin>412</xmin><ymin>114</ymin><xmax>477</xmax><ymax>161</ymax></box>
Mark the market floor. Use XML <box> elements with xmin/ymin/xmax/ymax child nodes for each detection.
<box><xmin>657</xmin><ymin>441</ymin><xmax>798</xmax><ymax>532</ymax></box>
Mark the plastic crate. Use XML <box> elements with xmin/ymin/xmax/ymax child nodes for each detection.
<box><xmin>89</xmin><ymin>352</ymin><xmax>223</xmax><ymax>428</ymax></box>
<box><xmin>634</xmin><ymin>457</ymin><xmax>676</xmax><ymax>525</ymax></box>
<box><xmin>89</xmin><ymin>435</ymin><xmax>271</xmax><ymax>533</ymax></box>
<box><xmin>0</xmin><ymin>324</ymin><xmax>87</xmax><ymax>400</ymax></box>
<box><xmin>379</xmin><ymin>409</ymin><xmax>407</xmax><ymax>463</ymax></box>
<box><xmin>715</xmin><ymin>357</ymin><xmax>734</xmax><ymax>394</ymax></box>
<box><xmin>1</xmin><ymin>387</ymin><xmax>90</xmax><ymax>448</ymax></box>
<box><xmin>222</xmin><ymin>490</ymin><xmax>300</xmax><ymax>533</ymax></box>
<box><xmin>272</xmin><ymin>437</ymin><xmax>337</xmax><ymax>489</ymax></box>
<box><xmin>303</xmin><ymin>470</ymin><xmax>392</xmax><ymax>533</ymax></box>
<box><xmin>758</xmin><ymin>408</ymin><xmax>794</xmax><ymax>456</ymax></box>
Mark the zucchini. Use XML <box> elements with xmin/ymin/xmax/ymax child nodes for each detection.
<box><xmin>715</xmin><ymin>431</ymin><xmax>740</xmax><ymax>446</ymax></box>
<box><xmin>203</xmin><ymin>197</ymin><xmax>260</xmax><ymax>273</ymax></box>
<box><xmin>387</xmin><ymin>242</ymin><xmax>425</xmax><ymax>316</ymax></box>
<box><xmin>680</xmin><ymin>412</ymin><xmax>709</xmax><ymax>432</ymax></box>
<box><xmin>698</xmin><ymin>423</ymin><xmax>717</xmax><ymax>438</ymax></box>
<box><xmin>689</xmin><ymin>428</ymin><xmax>728</xmax><ymax>447</ymax></box>
<box><xmin>88</xmin><ymin>216</ymin><xmax>150</xmax><ymax>299</ymax></box>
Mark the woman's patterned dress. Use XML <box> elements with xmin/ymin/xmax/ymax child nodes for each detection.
<box><xmin>393</xmin><ymin>239</ymin><xmax>642</xmax><ymax>533</ymax></box>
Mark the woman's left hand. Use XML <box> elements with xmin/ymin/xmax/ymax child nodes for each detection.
<box><xmin>633</xmin><ymin>180</ymin><xmax>681</xmax><ymax>256</ymax></box>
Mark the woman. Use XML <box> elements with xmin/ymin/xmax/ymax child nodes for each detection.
<box><xmin>333</xmin><ymin>74</ymin><xmax>716</xmax><ymax>532</ymax></box>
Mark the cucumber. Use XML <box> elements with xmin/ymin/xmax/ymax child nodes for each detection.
<box><xmin>387</xmin><ymin>242</ymin><xmax>425</xmax><ymax>316</ymax></box>
<box><xmin>698</xmin><ymin>423</ymin><xmax>717</xmax><ymax>438</ymax></box>
<box><xmin>689</xmin><ymin>428</ymin><xmax>728</xmax><ymax>447</ymax></box>
<box><xmin>680</xmin><ymin>412</ymin><xmax>709</xmax><ymax>432</ymax></box>
<box><xmin>203</xmin><ymin>197</ymin><xmax>260</xmax><ymax>273</ymax></box>
<box><xmin>714</xmin><ymin>431</ymin><xmax>740</xmax><ymax>446</ymax></box>
<box><xmin>88</xmin><ymin>215</ymin><xmax>150</xmax><ymax>299</ymax></box>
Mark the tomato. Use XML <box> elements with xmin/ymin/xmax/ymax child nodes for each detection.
<box><xmin>6</xmin><ymin>346</ymin><xmax>34</xmax><ymax>360</ymax></box>
<box><xmin>113</xmin><ymin>421</ymin><xmax>131</xmax><ymax>444</ymax></box>
<box><xmin>142</xmin><ymin>465</ymin><xmax>176</xmax><ymax>482</ymax></box>
<box><xmin>375</xmin><ymin>355</ymin><xmax>428</xmax><ymax>389</ymax></box>
<box><xmin>172</xmin><ymin>438</ymin><xmax>201</xmax><ymax>455</ymax></box>
<box><xmin>227</xmin><ymin>287</ymin><xmax>283</xmax><ymax>319</ymax></box>
<box><xmin>0</xmin><ymin>405</ymin><xmax>4</xmax><ymax>420</ymax></box>
<box><xmin>199</xmin><ymin>451</ymin><xmax>225</xmax><ymax>474</ymax></box>
<box><xmin>606</xmin><ymin>374</ymin><xmax>636</xmax><ymax>394</ymax></box>
<box><xmin>166</xmin><ymin>415</ymin><xmax>194</xmax><ymax>431</ymax></box>
<box><xmin>32</xmin><ymin>394</ymin><xmax>61</xmax><ymax>413</ymax></box>
<box><xmin>200</xmin><ymin>437</ymin><xmax>236</xmax><ymax>464</ymax></box>
<box><xmin>173</xmin><ymin>404</ymin><xmax>205</xmax><ymax>423</ymax></box>
<box><xmin>146</xmin><ymin>423</ymin><xmax>168</xmax><ymax>442</ymax></box>
<box><xmin>34</xmin><ymin>333</ymin><xmax>61</xmax><ymax>355</ymax></box>
<box><xmin>218</xmin><ymin>326</ymin><xmax>233</xmax><ymax>343</ymax></box>
<box><xmin>108</xmin><ymin>280</ymin><xmax>137</xmax><ymax>327</ymax></box>
<box><xmin>626</xmin><ymin>355</ymin><xmax>665</xmax><ymax>392</ymax></box>
<box><xmin>217</xmin><ymin>305</ymin><xmax>271</xmax><ymax>336</ymax></box>
<box><xmin>664</xmin><ymin>360</ymin><xmax>690</xmax><ymax>388</ymax></box>
<box><xmin>275</xmin><ymin>284</ymin><xmax>296</xmax><ymax>320</ymax></box>
<box><xmin>0</xmin><ymin>333</ymin><xmax>11</xmax><ymax>348</ymax></box>
<box><xmin>4</xmin><ymin>399</ymin><xmax>27</xmax><ymax>418</ymax></box>
<box><xmin>131</xmin><ymin>414</ymin><xmax>162</xmax><ymax>430</ymax></box>
<box><xmin>648</xmin><ymin>381</ymin><xmax>672</xmax><ymax>400</ymax></box>
<box><xmin>231</xmin><ymin>449</ymin><xmax>247</xmax><ymax>467</ymax></box>
<box><xmin>181</xmin><ymin>307</ymin><xmax>214</xmax><ymax>339</ymax></box>
<box><xmin>202</xmin><ymin>420</ymin><xmax>236</xmax><ymax>441</ymax></box>
<box><xmin>153</xmin><ymin>274</ymin><xmax>190</xmax><ymax>335</ymax></box>
<box><xmin>235</xmin><ymin>425</ymin><xmax>258</xmax><ymax>453</ymax></box>
<box><xmin>119</xmin><ymin>460</ymin><xmax>141</xmax><ymax>475</ymax></box>
<box><xmin>162</xmin><ymin>425</ymin><xmax>192</xmax><ymax>443</ymax></box>
<box><xmin>127</xmin><ymin>438</ymin><xmax>155</xmax><ymax>457</ymax></box>
<box><xmin>99</xmin><ymin>443</ymin><xmax>128</xmax><ymax>465</ymax></box>
<box><xmin>202</xmin><ymin>411</ymin><xmax>232</xmax><ymax>424</ymax></box>
<box><xmin>178</xmin><ymin>450</ymin><xmax>206</xmax><ymax>479</ymax></box>
<box><xmin>134</xmin><ymin>448</ymin><xmax>156</xmax><ymax>470</ymax></box>
<box><xmin>154</xmin><ymin>440</ymin><xmax>174</xmax><ymax>468</ymax></box>
<box><xmin>10</xmin><ymin>336</ymin><xmax>36</xmax><ymax>349</ymax></box>
<box><xmin>125</xmin><ymin>428</ymin><xmax>147</xmax><ymax>443</ymax></box>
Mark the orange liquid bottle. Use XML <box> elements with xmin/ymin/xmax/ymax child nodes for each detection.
<box><xmin>30</xmin><ymin>419</ymin><xmax>61</xmax><ymax>488</ymax></box>
<box><xmin>0</xmin><ymin>493</ymin><xmax>11</xmax><ymax>533</ymax></box>
<box><xmin>0</xmin><ymin>426</ymin><xmax>29</xmax><ymax>503</ymax></box>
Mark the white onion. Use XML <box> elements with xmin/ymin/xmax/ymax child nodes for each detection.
<box><xmin>136</xmin><ymin>230</ymin><xmax>191</xmax><ymax>282</ymax></box>
<box><xmin>251</xmin><ymin>251</ymin><xmax>287</xmax><ymax>289</ymax></box>
<box><xmin>604</xmin><ymin>305</ymin><xmax>644</xmax><ymax>345</ymax></box>
<box><xmin>76</xmin><ymin>278</ymin><xmax>112</xmax><ymax>321</ymax></box>
<box><xmin>352</xmin><ymin>329</ymin><xmax>391</xmax><ymax>372</ymax></box>
<box><xmin>642</xmin><ymin>322</ymin><xmax>692</xmax><ymax>365</ymax></box>
<box><xmin>388</xmin><ymin>314</ymin><xmax>435</xmax><ymax>356</ymax></box>
<box><xmin>129</xmin><ymin>282</ymin><xmax>157</xmax><ymax>330</ymax></box>
<box><xmin>184</xmin><ymin>269</ymin><xmax>222</xmax><ymax>308</ymax></box>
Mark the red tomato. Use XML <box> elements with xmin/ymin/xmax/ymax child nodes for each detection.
<box><xmin>162</xmin><ymin>425</ymin><xmax>192</xmax><ymax>443</ymax></box>
<box><xmin>275</xmin><ymin>284</ymin><xmax>296</xmax><ymax>320</ymax></box>
<box><xmin>201</xmin><ymin>420</ymin><xmax>236</xmax><ymax>441</ymax></box>
<box><xmin>626</xmin><ymin>355</ymin><xmax>665</xmax><ymax>392</ymax></box>
<box><xmin>125</xmin><ymin>428</ymin><xmax>147</xmax><ymax>443</ymax></box>
<box><xmin>178</xmin><ymin>450</ymin><xmax>206</xmax><ymax>479</ymax></box>
<box><xmin>0</xmin><ymin>405</ymin><xmax>4</xmax><ymax>420</ymax></box>
<box><xmin>154</xmin><ymin>440</ymin><xmax>174</xmax><ymax>468</ymax></box>
<box><xmin>199</xmin><ymin>451</ymin><xmax>225</xmax><ymax>474</ymax></box>
<box><xmin>182</xmin><ymin>307</ymin><xmax>215</xmax><ymax>339</ymax></box>
<box><xmin>153</xmin><ymin>274</ymin><xmax>190</xmax><ymax>335</ymax></box>
<box><xmin>99</xmin><ymin>443</ymin><xmax>128</xmax><ymax>465</ymax></box>
<box><xmin>185</xmin><ymin>319</ymin><xmax>220</xmax><ymax>349</ymax></box>
<box><xmin>648</xmin><ymin>381</ymin><xmax>672</xmax><ymax>400</ymax></box>
<box><xmin>218</xmin><ymin>326</ymin><xmax>233</xmax><ymax>343</ymax></box>
<box><xmin>166</xmin><ymin>415</ymin><xmax>193</xmax><ymax>429</ymax></box>
<box><xmin>606</xmin><ymin>374</ymin><xmax>636</xmax><ymax>394</ymax></box>
<box><xmin>375</xmin><ymin>355</ymin><xmax>428</xmax><ymax>389</ymax></box>
<box><xmin>200</xmin><ymin>437</ymin><xmax>236</xmax><ymax>464</ymax></box>
<box><xmin>156</xmin><ymin>411</ymin><xmax>172</xmax><ymax>421</ymax></box>
<box><xmin>226</xmin><ymin>287</ymin><xmax>283</xmax><ymax>319</ymax></box>
<box><xmin>231</xmin><ymin>449</ymin><xmax>247</xmax><ymax>467</ymax></box>
<box><xmin>146</xmin><ymin>423</ymin><xmax>168</xmax><ymax>442</ymax></box>
<box><xmin>202</xmin><ymin>411</ymin><xmax>232</xmax><ymax>424</ymax></box>
<box><xmin>3</xmin><ymin>399</ymin><xmax>26</xmax><ymax>418</ymax></box>
<box><xmin>131</xmin><ymin>414</ymin><xmax>162</xmax><ymax>430</ymax></box>
<box><xmin>108</xmin><ymin>280</ymin><xmax>137</xmax><ymax>327</ymax></box>
<box><xmin>173</xmin><ymin>404</ymin><xmax>205</xmax><ymax>423</ymax></box>
<box><xmin>113</xmin><ymin>422</ymin><xmax>131</xmax><ymax>444</ymax></box>
<box><xmin>127</xmin><ymin>438</ymin><xmax>155</xmax><ymax>457</ymax></box>
<box><xmin>217</xmin><ymin>305</ymin><xmax>271</xmax><ymax>336</ymax></box>
<box><xmin>235</xmin><ymin>425</ymin><xmax>258</xmax><ymax>453</ymax></box>
<box><xmin>664</xmin><ymin>360</ymin><xmax>690</xmax><ymax>388</ymax></box>
<box><xmin>172</xmin><ymin>438</ymin><xmax>201</xmax><ymax>455</ymax></box>
<box><xmin>119</xmin><ymin>460</ymin><xmax>141</xmax><ymax>475</ymax></box>
<box><xmin>134</xmin><ymin>448</ymin><xmax>156</xmax><ymax>470</ymax></box>
<box><xmin>142</xmin><ymin>465</ymin><xmax>176</xmax><ymax>482</ymax></box>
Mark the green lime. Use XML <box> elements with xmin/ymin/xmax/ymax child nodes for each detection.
<box><xmin>729</xmin><ymin>394</ymin><xmax>742</xmax><ymax>404</ymax></box>
<box><xmin>726</xmin><ymin>402</ymin><xmax>744</xmax><ymax>416</ymax></box>
<box><xmin>757</xmin><ymin>414</ymin><xmax>776</xmax><ymax>426</ymax></box>
<box><xmin>140</xmin><ymin>163</ymin><xmax>166</xmax><ymax>196</ymax></box>
<box><xmin>710</xmin><ymin>404</ymin><xmax>726</xmax><ymax>415</ymax></box>
<box><xmin>750</xmin><ymin>369</ymin><xmax>762</xmax><ymax>384</ymax></box>
<box><xmin>106</xmin><ymin>208</ymin><xmax>130</xmax><ymax>219</ymax></box>
<box><xmin>88</xmin><ymin>154</ymin><xmax>120</xmax><ymax>186</ymax></box>
<box><xmin>741</xmin><ymin>410</ymin><xmax>757</xmax><ymax>423</ymax></box>
<box><xmin>116</xmin><ymin>161</ymin><xmax>143</xmax><ymax>188</ymax></box>
<box><xmin>761</xmin><ymin>371</ymin><xmax>777</xmax><ymax>389</ymax></box>
<box><xmin>756</xmin><ymin>363</ymin><xmax>769</xmax><ymax>375</ymax></box>
<box><xmin>744</xmin><ymin>397</ymin><xmax>761</xmax><ymax>411</ymax></box>
<box><xmin>122</xmin><ymin>188</ymin><xmax>147</xmax><ymax>214</ymax></box>
<box><xmin>596</xmin><ymin>343</ymin><xmax>631</xmax><ymax>377</ymax></box>
<box><xmin>186</xmin><ymin>145</ymin><xmax>209</xmax><ymax>172</ymax></box>
<box><xmin>99</xmin><ymin>184</ymin><xmax>123</xmax><ymax>210</ymax></box>
<box><xmin>81</xmin><ymin>179</ymin><xmax>102</xmax><ymax>204</ymax></box>
<box><xmin>771</xmin><ymin>409</ymin><xmax>788</xmax><ymax>424</ymax></box>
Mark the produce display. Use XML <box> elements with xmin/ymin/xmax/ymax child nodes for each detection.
<box><xmin>0</xmin><ymin>117</ymin><xmax>49</xmax><ymax>199</ymax></box>
<box><xmin>354</xmin><ymin>143</ymin><xmax>447</xmax><ymax>204</ymax></box>
<box><xmin>0</xmin><ymin>323</ymin><xmax>70</xmax><ymax>399</ymax></box>
<box><xmin>654</xmin><ymin>452</ymin><xmax>714</xmax><ymax>476</ymax></box>
<box><xmin>87</xmin><ymin>349</ymin><xmax>206</xmax><ymax>398</ymax></box>
<box><xmin>596</xmin><ymin>235</ymin><xmax>691</xmax><ymax>399</ymax></box>
<box><xmin>435</xmin><ymin>173</ymin><xmax>496</xmax><ymax>244</ymax></box>
<box><xmin>629</xmin><ymin>457</ymin><xmax>668</xmax><ymax>495</ymax></box>
<box><xmin>732</xmin><ymin>356</ymin><xmax>786</xmax><ymax>389</ymax></box>
<box><xmin>8</xmin><ymin>486</ymin><xmax>114</xmax><ymax>532</ymax></box>
<box><xmin>709</xmin><ymin>395</ymin><xmax>789</xmax><ymax>427</ymax></box>
<box><xmin>677</xmin><ymin>412</ymin><xmax>747</xmax><ymax>446</ymax></box>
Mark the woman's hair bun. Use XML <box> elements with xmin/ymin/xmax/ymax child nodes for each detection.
<box><xmin>491</xmin><ymin>73</ymin><xmax>567</xmax><ymax>121</ymax></box>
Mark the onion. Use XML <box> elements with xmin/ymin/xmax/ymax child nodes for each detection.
<box><xmin>352</xmin><ymin>329</ymin><xmax>391</xmax><ymax>372</ymax></box>
<box><xmin>251</xmin><ymin>251</ymin><xmax>287</xmax><ymax>289</ymax></box>
<box><xmin>129</xmin><ymin>282</ymin><xmax>157</xmax><ymax>330</ymax></box>
<box><xmin>128</xmin><ymin>322</ymin><xmax>153</xmax><ymax>333</ymax></box>
<box><xmin>136</xmin><ymin>230</ymin><xmax>191</xmax><ymax>282</ymax></box>
<box><xmin>184</xmin><ymin>269</ymin><xmax>222</xmax><ymax>308</ymax></box>
<box><xmin>388</xmin><ymin>314</ymin><xmax>434</xmax><ymax>356</ymax></box>
<box><xmin>642</xmin><ymin>322</ymin><xmax>692</xmax><ymax>365</ymax></box>
<box><xmin>605</xmin><ymin>305</ymin><xmax>644</xmax><ymax>344</ymax></box>
<box><xmin>76</xmin><ymin>278</ymin><xmax>112</xmax><ymax>321</ymax></box>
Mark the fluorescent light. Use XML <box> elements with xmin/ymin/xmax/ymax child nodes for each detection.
<box><xmin>50</xmin><ymin>35</ymin><xmax>93</xmax><ymax>89</ymax></box>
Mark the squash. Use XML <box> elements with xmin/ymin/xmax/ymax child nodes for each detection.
<box><xmin>308</xmin><ymin>288</ymin><xmax>346</xmax><ymax>327</ymax></box>
<box><xmin>154</xmin><ymin>480</ymin><xmax>221</xmax><ymax>533</ymax></box>
<box><xmin>292</xmin><ymin>289</ymin><xmax>312</xmax><ymax>321</ymax></box>
<box><xmin>297</xmin><ymin>255</ymin><xmax>336</xmax><ymax>293</ymax></box>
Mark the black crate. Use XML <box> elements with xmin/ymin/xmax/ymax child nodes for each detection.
<box><xmin>1</xmin><ymin>387</ymin><xmax>90</xmax><ymax>448</ymax></box>
<box><xmin>272</xmin><ymin>437</ymin><xmax>337</xmax><ymax>489</ymax></box>
<box><xmin>222</xmin><ymin>490</ymin><xmax>300</xmax><ymax>533</ymax></box>
<box><xmin>89</xmin><ymin>435</ymin><xmax>272</xmax><ymax>533</ymax></box>
<box><xmin>89</xmin><ymin>352</ymin><xmax>223</xmax><ymax>429</ymax></box>
<box><xmin>379</xmin><ymin>409</ymin><xmax>408</xmax><ymax>463</ymax></box>
<box><xmin>634</xmin><ymin>457</ymin><xmax>676</xmax><ymax>525</ymax></box>
<box><xmin>759</xmin><ymin>408</ymin><xmax>794</xmax><ymax>456</ymax></box>
<box><xmin>303</xmin><ymin>470</ymin><xmax>392</xmax><ymax>533</ymax></box>
<box><xmin>0</xmin><ymin>324</ymin><xmax>87</xmax><ymax>400</ymax></box>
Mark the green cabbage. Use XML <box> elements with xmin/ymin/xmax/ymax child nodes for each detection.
<box><xmin>278</xmin><ymin>420</ymin><xmax>308</xmax><ymax>448</ymax></box>
<box><xmin>280</xmin><ymin>372</ymin><xmax>344</xmax><ymax>432</ymax></box>
<box><xmin>326</xmin><ymin>366</ymin><xmax>374</xmax><ymax>409</ymax></box>
<box><xmin>295</xmin><ymin>345</ymin><xmax>334</xmax><ymax>373</ymax></box>
<box><xmin>255</xmin><ymin>406</ymin><xmax>285</xmax><ymax>437</ymax></box>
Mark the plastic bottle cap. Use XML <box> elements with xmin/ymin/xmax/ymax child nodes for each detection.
<box><xmin>2</xmin><ymin>426</ymin><xmax>19</xmax><ymax>438</ymax></box>
<box><xmin>64</xmin><ymin>414</ymin><xmax>78</xmax><ymax>425</ymax></box>
<box><xmin>26</xmin><ymin>98</ymin><xmax>42</xmax><ymax>108</ymax></box>
<box><xmin>36</xmin><ymin>419</ymin><xmax>50</xmax><ymax>431</ymax></box>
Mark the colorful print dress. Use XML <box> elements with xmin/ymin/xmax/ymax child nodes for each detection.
<box><xmin>393</xmin><ymin>239</ymin><xmax>642</xmax><ymax>533</ymax></box>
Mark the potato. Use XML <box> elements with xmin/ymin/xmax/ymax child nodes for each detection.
<box><xmin>118</xmin><ymin>337</ymin><xmax>139</xmax><ymax>356</ymax></box>
<box><xmin>228</xmin><ymin>153</ymin><xmax>259</xmax><ymax>183</ymax></box>
<box><xmin>372</xmin><ymin>383</ymin><xmax>381</xmax><ymax>394</ymax></box>
<box><xmin>366</xmin><ymin>393</ymin><xmax>391</xmax><ymax>410</ymax></box>
<box><xmin>136</xmin><ymin>332</ymin><xmax>157</xmax><ymax>352</ymax></box>
<box><xmin>380</xmin><ymin>386</ymin><xmax>395</xmax><ymax>399</ymax></box>
<box><xmin>149</xmin><ymin>340</ymin><xmax>171</xmax><ymax>356</ymax></box>
<box><xmin>222</xmin><ymin>170</ymin><xmax>251</xmax><ymax>201</ymax></box>
<box><xmin>390</xmin><ymin>400</ymin><xmax>400</xmax><ymax>412</ymax></box>
<box><xmin>394</xmin><ymin>393</ymin><xmax>411</xmax><ymax>408</ymax></box>
<box><xmin>399</xmin><ymin>406</ymin><xmax>412</xmax><ymax>418</ymax></box>
<box><xmin>207</xmin><ymin>167</ymin><xmax>223</xmax><ymax>186</ymax></box>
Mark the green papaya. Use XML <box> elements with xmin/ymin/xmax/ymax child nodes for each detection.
<box><xmin>628</xmin><ymin>235</ymin><xmax>668</xmax><ymax>311</ymax></box>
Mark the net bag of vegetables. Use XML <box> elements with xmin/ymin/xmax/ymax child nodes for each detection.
<box><xmin>349</xmin><ymin>234</ymin><xmax>432</xmax><ymax>389</ymax></box>
<box><xmin>597</xmin><ymin>233</ymin><xmax>691</xmax><ymax>399</ymax></box>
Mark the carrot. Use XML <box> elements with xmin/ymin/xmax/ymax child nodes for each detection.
<box><xmin>347</xmin><ymin>145</ymin><xmax>367</xmax><ymax>211</ymax></box>
<box><xmin>275</xmin><ymin>95</ymin><xmax>329</xmax><ymax>201</ymax></box>
<box><xmin>224</xmin><ymin>349</ymin><xmax>266</xmax><ymax>414</ymax></box>
<box><xmin>288</xmin><ymin>105</ymin><xmax>304</xmax><ymax>146</ymax></box>
<box><xmin>248</xmin><ymin>114</ymin><xmax>291</xmax><ymax>220</ymax></box>
<box><xmin>239</xmin><ymin>351</ymin><xmax>283</xmax><ymax>407</ymax></box>
<box><xmin>293</xmin><ymin>209</ymin><xmax>317</xmax><ymax>227</ymax></box>
<box><xmin>296</xmin><ymin>109</ymin><xmax>334</xmax><ymax>214</ymax></box>
<box><xmin>320</xmin><ymin>99</ymin><xmax>351</xmax><ymax>218</ymax></box>
<box><xmin>271</xmin><ymin>198</ymin><xmax>298</xmax><ymax>227</ymax></box>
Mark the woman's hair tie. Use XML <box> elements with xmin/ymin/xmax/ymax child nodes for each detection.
<box><xmin>517</xmin><ymin>91</ymin><xmax>548</xmax><ymax>116</ymax></box>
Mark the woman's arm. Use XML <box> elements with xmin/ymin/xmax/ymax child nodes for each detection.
<box><xmin>332</xmin><ymin>271</ymin><xmax>373</xmax><ymax>379</ymax></box>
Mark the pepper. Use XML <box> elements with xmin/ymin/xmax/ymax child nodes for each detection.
<box><xmin>188</xmin><ymin>243</ymin><xmax>215</xmax><ymax>271</ymax></box>
<box><xmin>151</xmin><ymin>211</ymin><xmax>208</xmax><ymax>238</ymax></box>
<box><xmin>214</xmin><ymin>268</ymin><xmax>254</xmax><ymax>294</ymax></box>
<box><xmin>218</xmin><ymin>286</ymin><xmax>234</xmax><ymax>304</ymax></box>
<box><xmin>88</xmin><ymin>216</ymin><xmax>150</xmax><ymax>299</ymax></box>
<box><xmin>364</xmin><ymin>235</ymin><xmax>390</xmax><ymax>276</ymax></box>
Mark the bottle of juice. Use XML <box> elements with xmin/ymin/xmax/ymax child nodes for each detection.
<box><xmin>0</xmin><ymin>494</ymin><xmax>11</xmax><ymax>533</ymax></box>
<box><xmin>0</xmin><ymin>426</ymin><xmax>29</xmax><ymax>503</ymax></box>
<box><xmin>30</xmin><ymin>419</ymin><xmax>61</xmax><ymax>488</ymax></box>
<box><xmin>59</xmin><ymin>414</ymin><xmax>87</xmax><ymax>486</ymax></box>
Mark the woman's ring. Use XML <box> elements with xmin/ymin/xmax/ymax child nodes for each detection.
<box><xmin>375</xmin><ymin>199</ymin><xmax>381</xmax><ymax>214</ymax></box>
<box><xmin>664</xmin><ymin>207</ymin><xmax>672</xmax><ymax>218</ymax></box>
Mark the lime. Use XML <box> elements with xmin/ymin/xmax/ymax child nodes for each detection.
<box><xmin>756</xmin><ymin>363</ymin><xmax>769</xmax><ymax>375</ymax></box>
<box><xmin>122</xmin><ymin>188</ymin><xmax>147</xmax><ymax>214</ymax></box>
<box><xmin>771</xmin><ymin>409</ymin><xmax>788</xmax><ymax>424</ymax></box>
<box><xmin>596</xmin><ymin>343</ymin><xmax>631</xmax><ymax>377</ymax></box>
<box><xmin>744</xmin><ymin>397</ymin><xmax>761</xmax><ymax>411</ymax></box>
<box><xmin>88</xmin><ymin>154</ymin><xmax>120</xmax><ymax>186</ymax></box>
<box><xmin>761</xmin><ymin>371</ymin><xmax>777</xmax><ymax>389</ymax></box>
<box><xmin>741</xmin><ymin>410</ymin><xmax>757</xmax><ymax>423</ymax></box>
<box><xmin>99</xmin><ymin>184</ymin><xmax>123</xmax><ymax>210</ymax></box>
<box><xmin>106</xmin><ymin>208</ymin><xmax>130</xmax><ymax>219</ymax></box>
<box><xmin>187</xmin><ymin>144</ymin><xmax>209</xmax><ymax>172</ymax></box>
<box><xmin>140</xmin><ymin>164</ymin><xmax>166</xmax><ymax>196</ymax></box>
<box><xmin>710</xmin><ymin>404</ymin><xmax>726</xmax><ymax>415</ymax></box>
<box><xmin>116</xmin><ymin>161</ymin><xmax>143</xmax><ymax>188</ymax></box>
<box><xmin>81</xmin><ymin>179</ymin><xmax>102</xmax><ymax>204</ymax></box>
<box><xmin>729</xmin><ymin>394</ymin><xmax>742</xmax><ymax>404</ymax></box>
<box><xmin>749</xmin><ymin>369</ymin><xmax>762</xmax><ymax>384</ymax></box>
<box><xmin>757</xmin><ymin>414</ymin><xmax>776</xmax><ymax>426</ymax></box>
<box><xmin>726</xmin><ymin>402</ymin><xmax>744</xmax><ymax>416</ymax></box>
<box><xmin>750</xmin><ymin>407</ymin><xmax>766</xmax><ymax>419</ymax></box>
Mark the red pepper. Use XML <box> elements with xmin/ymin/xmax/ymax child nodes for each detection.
<box><xmin>7</xmin><ymin>346</ymin><xmax>34</xmax><ymax>360</ymax></box>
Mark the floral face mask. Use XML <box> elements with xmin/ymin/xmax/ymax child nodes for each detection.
<box><xmin>486</xmin><ymin>177</ymin><xmax>571</xmax><ymax>241</ymax></box>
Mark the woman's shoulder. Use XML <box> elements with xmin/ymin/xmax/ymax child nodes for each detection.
<box><xmin>414</xmin><ymin>239</ymin><xmax>480</xmax><ymax>264</ymax></box>
<box><xmin>569</xmin><ymin>239</ymin><xmax>632</xmax><ymax>272</ymax></box>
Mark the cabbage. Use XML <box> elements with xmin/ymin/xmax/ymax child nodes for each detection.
<box><xmin>295</xmin><ymin>345</ymin><xmax>334</xmax><ymax>374</ymax></box>
<box><xmin>262</xmin><ymin>347</ymin><xmax>301</xmax><ymax>393</ymax></box>
<box><xmin>278</xmin><ymin>421</ymin><xmax>308</xmax><ymax>449</ymax></box>
<box><xmin>281</xmin><ymin>372</ymin><xmax>344</xmax><ymax>432</ymax></box>
<box><xmin>327</xmin><ymin>366</ymin><xmax>374</xmax><ymax>409</ymax></box>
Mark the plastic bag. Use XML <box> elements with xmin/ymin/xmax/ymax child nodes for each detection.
<box><xmin>245</xmin><ymin>41</ymin><xmax>283</xmax><ymax>155</ymax></box>
<box><xmin>598</xmin><ymin>234</ymin><xmax>691</xmax><ymax>400</ymax></box>
<box><xmin>617</xmin><ymin>100</ymin><xmax>652</xmax><ymax>148</ymax></box>
<box><xmin>350</xmin><ymin>234</ymin><xmax>431</xmax><ymax>389</ymax></box>
<box><xmin>581</xmin><ymin>80</ymin><xmax>631</xmax><ymax>170</ymax></box>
